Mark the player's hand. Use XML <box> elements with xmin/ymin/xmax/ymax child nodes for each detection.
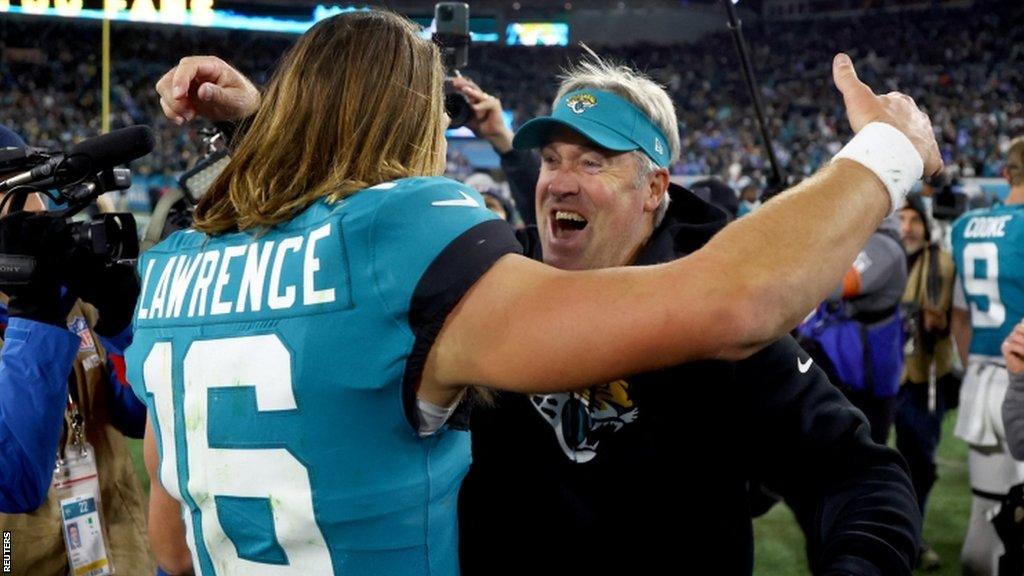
<box><xmin>1002</xmin><ymin>320</ymin><xmax>1024</xmax><ymax>375</ymax></box>
<box><xmin>156</xmin><ymin>56</ymin><xmax>260</xmax><ymax>125</ymax></box>
<box><xmin>832</xmin><ymin>53</ymin><xmax>942</xmax><ymax>178</ymax></box>
<box><xmin>450</xmin><ymin>76</ymin><xmax>514</xmax><ymax>154</ymax></box>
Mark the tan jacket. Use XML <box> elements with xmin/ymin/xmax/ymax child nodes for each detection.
<box><xmin>0</xmin><ymin>301</ymin><xmax>154</xmax><ymax>576</ymax></box>
<box><xmin>901</xmin><ymin>246</ymin><xmax>957</xmax><ymax>385</ymax></box>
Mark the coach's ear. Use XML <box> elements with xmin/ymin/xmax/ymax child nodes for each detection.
<box><xmin>642</xmin><ymin>169</ymin><xmax>670</xmax><ymax>215</ymax></box>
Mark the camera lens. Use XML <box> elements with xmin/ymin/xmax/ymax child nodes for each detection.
<box><xmin>439</xmin><ymin>6</ymin><xmax>453</xmax><ymax>21</ymax></box>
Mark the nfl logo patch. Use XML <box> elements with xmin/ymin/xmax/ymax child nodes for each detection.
<box><xmin>69</xmin><ymin>317</ymin><xmax>95</xmax><ymax>351</ymax></box>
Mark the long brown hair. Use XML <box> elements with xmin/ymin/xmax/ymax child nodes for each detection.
<box><xmin>194</xmin><ymin>11</ymin><xmax>447</xmax><ymax>234</ymax></box>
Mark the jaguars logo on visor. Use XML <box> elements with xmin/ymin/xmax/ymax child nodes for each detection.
<box><xmin>565</xmin><ymin>93</ymin><xmax>597</xmax><ymax>115</ymax></box>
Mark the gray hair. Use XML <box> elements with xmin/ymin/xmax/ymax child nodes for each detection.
<box><xmin>633</xmin><ymin>151</ymin><xmax>672</xmax><ymax>228</ymax></box>
<box><xmin>557</xmin><ymin>50</ymin><xmax>677</xmax><ymax>229</ymax></box>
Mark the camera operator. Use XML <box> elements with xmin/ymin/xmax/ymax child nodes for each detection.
<box><xmin>0</xmin><ymin>126</ymin><xmax>154</xmax><ymax>575</ymax></box>
<box><xmin>892</xmin><ymin>194</ymin><xmax>957</xmax><ymax>569</ymax></box>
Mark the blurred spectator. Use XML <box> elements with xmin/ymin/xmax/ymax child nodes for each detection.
<box><xmin>895</xmin><ymin>194</ymin><xmax>958</xmax><ymax>570</ymax></box>
<box><xmin>736</xmin><ymin>176</ymin><xmax>762</xmax><ymax>217</ymax></box>
<box><xmin>463</xmin><ymin>172</ymin><xmax>521</xmax><ymax>224</ymax></box>
<box><xmin>798</xmin><ymin>217</ymin><xmax>909</xmax><ymax>445</ymax></box>
<box><xmin>479</xmin><ymin>190</ymin><xmax>511</xmax><ymax>221</ymax></box>
<box><xmin>462</xmin><ymin>172</ymin><xmax>498</xmax><ymax>195</ymax></box>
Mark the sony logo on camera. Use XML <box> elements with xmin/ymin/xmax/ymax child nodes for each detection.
<box><xmin>0</xmin><ymin>256</ymin><xmax>33</xmax><ymax>286</ymax></box>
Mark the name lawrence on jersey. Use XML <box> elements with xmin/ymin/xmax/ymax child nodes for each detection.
<box><xmin>136</xmin><ymin>222</ymin><xmax>341</xmax><ymax>323</ymax></box>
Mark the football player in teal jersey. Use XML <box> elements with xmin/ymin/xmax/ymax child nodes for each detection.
<box><xmin>142</xmin><ymin>10</ymin><xmax>941</xmax><ymax>576</ymax></box>
<box><xmin>952</xmin><ymin>136</ymin><xmax>1024</xmax><ymax>575</ymax></box>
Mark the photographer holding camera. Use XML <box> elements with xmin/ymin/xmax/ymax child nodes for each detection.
<box><xmin>892</xmin><ymin>194</ymin><xmax>957</xmax><ymax>569</ymax></box>
<box><xmin>0</xmin><ymin>126</ymin><xmax>154</xmax><ymax>576</ymax></box>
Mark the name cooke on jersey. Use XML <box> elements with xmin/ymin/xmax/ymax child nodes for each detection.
<box><xmin>964</xmin><ymin>215</ymin><xmax>1013</xmax><ymax>239</ymax></box>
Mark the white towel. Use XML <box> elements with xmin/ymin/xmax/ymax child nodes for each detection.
<box><xmin>955</xmin><ymin>360</ymin><xmax>1009</xmax><ymax>447</ymax></box>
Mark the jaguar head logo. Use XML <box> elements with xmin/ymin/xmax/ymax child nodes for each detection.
<box><xmin>566</xmin><ymin>93</ymin><xmax>597</xmax><ymax>115</ymax></box>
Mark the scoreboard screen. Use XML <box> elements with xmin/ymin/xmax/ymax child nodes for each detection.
<box><xmin>506</xmin><ymin>22</ymin><xmax>569</xmax><ymax>46</ymax></box>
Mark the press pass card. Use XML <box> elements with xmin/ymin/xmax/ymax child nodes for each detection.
<box><xmin>59</xmin><ymin>495</ymin><xmax>113</xmax><ymax>576</ymax></box>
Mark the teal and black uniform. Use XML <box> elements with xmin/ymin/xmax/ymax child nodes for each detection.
<box><xmin>951</xmin><ymin>202</ymin><xmax>1024</xmax><ymax>575</ymax></box>
<box><xmin>126</xmin><ymin>177</ymin><xmax>520</xmax><ymax>575</ymax></box>
<box><xmin>952</xmin><ymin>203</ymin><xmax>1024</xmax><ymax>357</ymax></box>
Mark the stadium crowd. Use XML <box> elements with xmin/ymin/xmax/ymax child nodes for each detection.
<box><xmin>1</xmin><ymin>1</ymin><xmax>1021</xmax><ymax>184</ymax></box>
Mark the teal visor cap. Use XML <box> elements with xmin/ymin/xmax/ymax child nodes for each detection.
<box><xmin>512</xmin><ymin>88</ymin><xmax>672</xmax><ymax>168</ymax></box>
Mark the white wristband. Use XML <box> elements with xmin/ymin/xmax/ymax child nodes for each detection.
<box><xmin>832</xmin><ymin>122</ymin><xmax>924</xmax><ymax>214</ymax></box>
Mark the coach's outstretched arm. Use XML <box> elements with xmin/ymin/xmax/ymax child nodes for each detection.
<box><xmin>422</xmin><ymin>54</ymin><xmax>941</xmax><ymax>396</ymax></box>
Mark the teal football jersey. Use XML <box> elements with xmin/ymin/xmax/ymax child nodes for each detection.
<box><xmin>126</xmin><ymin>177</ymin><xmax>519</xmax><ymax>575</ymax></box>
<box><xmin>951</xmin><ymin>203</ymin><xmax>1024</xmax><ymax>358</ymax></box>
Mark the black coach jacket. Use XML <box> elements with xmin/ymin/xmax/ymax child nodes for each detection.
<box><xmin>459</xmin><ymin>184</ymin><xmax>920</xmax><ymax>576</ymax></box>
